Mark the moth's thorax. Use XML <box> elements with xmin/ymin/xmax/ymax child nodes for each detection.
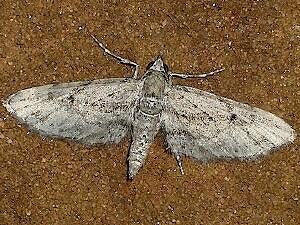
<box><xmin>139</xmin><ymin>70</ymin><xmax>167</xmax><ymax>115</ymax></box>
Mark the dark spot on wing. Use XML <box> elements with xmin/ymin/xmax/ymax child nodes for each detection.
<box><xmin>79</xmin><ymin>81</ymin><xmax>92</xmax><ymax>87</ymax></box>
<box><xmin>121</xmin><ymin>78</ymin><xmax>130</xmax><ymax>83</ymax></box>
<box><xmin>180</xmin><ymin>86</ymin><xmax>189</xmax><ymax>92</ymax></box>
<box><xmin>202</xmin><ymin>110</ymin><xmax>211</xmax><ymax>118</ymax></box>
<box><xmin>250</xmin><ymin>114</ymin><xmax>256</xmax><ymax>122</ymax></box>
<box><xmin>230</xmin><ymin>113</ymin><xmax>237</xmax><ymax>122</ymax></box>
<box><xmin>180</xmin><ymin>113</ymin><xmax>189</xmax><ymax>120</ymax></box>
<box><xmin>91</xmin><ymin>102</ymin><xmax>99</xmax><ymax>107</ymax></box>
<box><xmin>67</xmin><ymin>95</ymin><xmax>75</xmax><ymax>104</ymax></box>
<box><xmin>48</xmin><ymin>92</ymin><xmax>54</xmax><ymax>100</ymax></box>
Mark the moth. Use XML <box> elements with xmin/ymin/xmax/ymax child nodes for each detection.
<box><xmin>3</xmin><ymin>35</ymin><xmax>296</xmax><ymax>179</ymax></box>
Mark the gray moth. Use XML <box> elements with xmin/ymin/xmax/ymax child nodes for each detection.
<box><xmin>3</xmin><ymin>35</ymin><xmax>296</xmax><ymax>179</ymax></box>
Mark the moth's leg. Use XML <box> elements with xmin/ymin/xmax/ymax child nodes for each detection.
<box><xmin>91</xmin><ymin>35</ymin><xmax>140</xmax><ymax>79</ymax></box>
<box><xmin>175</xmin><ymin>154</ymin><xmax>184</xmax><ymax>175</ymax></box>
<box><xmin>169</xmin><ymin>68</ymin><xmax>224</xmax><ymax>79</ymax></box>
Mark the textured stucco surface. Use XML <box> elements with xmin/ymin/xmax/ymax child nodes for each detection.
<box><xmin>0</xmin><ymin>1</ymin><xmax>299</xmax><ymax>224</ymax></box>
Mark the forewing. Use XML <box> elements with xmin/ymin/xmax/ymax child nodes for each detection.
<box><xmin>4</xmin><ymin>78</ymin><xmax>141</xmax><ymax>145</ymax></box>
<box><xmin>162</xmin><ymin>85</ymin><xmax>295</xmax><ymax>161</ymax></box>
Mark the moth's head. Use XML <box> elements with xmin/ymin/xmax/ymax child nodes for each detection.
<box><xmin>146</xmin><ymin>56</ymin><xmax>169</xmax><ymax>73</ymax></box>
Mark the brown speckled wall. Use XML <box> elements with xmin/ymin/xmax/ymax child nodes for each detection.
<box><xmin>0</xmin><ymin>0</ymin><xmax>299</xmax><ymax>224</ymax></box>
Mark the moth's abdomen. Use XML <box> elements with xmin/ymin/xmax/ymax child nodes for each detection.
<box><xmin>128</xmin><ymin>110</ymin><xmax>161</xmax><ymax>179</ymax></box>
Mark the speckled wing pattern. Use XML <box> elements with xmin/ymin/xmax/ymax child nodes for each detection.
<box><xmin>4</xmin><ymin>78</ymin><xmax>140</xmax><ymax>145</ymax></box>
<box><xmin>162</xmin><ymin>85</ymin><xmax>295</xmax><ymax>161</ymax></box>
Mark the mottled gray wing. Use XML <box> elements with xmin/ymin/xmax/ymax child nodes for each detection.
<box><xmin>162</xmin><ymin>85</ymin><xmax>295</xmax><ymax>161</ymax></box>
<box><xmin>4</xmin><ymin>78</ymin><xmax>141</xmax><ymax>145</ymax></box>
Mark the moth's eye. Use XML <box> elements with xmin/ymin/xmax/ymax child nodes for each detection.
<box><xmin>146</xmin><ymin>61</ymin><xmax>155</xmax><ymax>71</ymax></box>
<box><xmin>163</xmin><ymin>63</ymin><xmax>169</xmax><ymax>72</ymax></box>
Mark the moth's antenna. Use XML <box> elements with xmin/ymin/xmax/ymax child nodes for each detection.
<box><xmin>169</xmin><ymin>67</ymin><xmax>225</xmax><ymax>79</ymax></box>
<box><xmin>91</xmin><ymin>35</ymin><xmax>140</xmax><ymax>79</ymax></box>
